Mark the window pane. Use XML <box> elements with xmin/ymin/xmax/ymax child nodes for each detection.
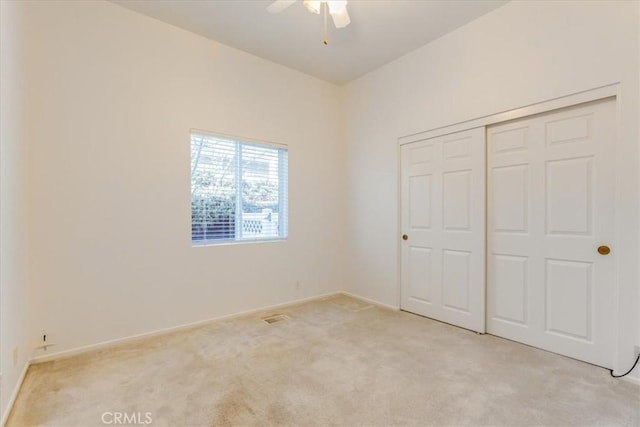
<box><xmin>191</xmin><ymin>134</ymin><xmax>237</xmax><ymax>242</ymax></box>
<box><xmin>191</xmin><ymin>132</ymin><xmax>288</xmax><ymax>245</ymax></box>
<box><xmin>241</xmin><ymin>143</ymin><xmax>281</xmax><ymax>240</ymax></box>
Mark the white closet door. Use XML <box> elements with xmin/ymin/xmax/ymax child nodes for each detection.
<box><xmin>401</xmin><ymin>128</ymin><xmax>486</xmax><ymax>333</ymax></box>
<box><xmin>487</xmin><ymin>98</ymin><xmax>616</xmax><ymax>368</ymax></box>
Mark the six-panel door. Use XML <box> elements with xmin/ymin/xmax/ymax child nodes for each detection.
<box><xmin>486</xmin><ymin>99</ymin><xmax>616</xmax><ymax>368</ymax></box>
<box><xmin>400</xmin><ymin>128</ymin><xmax>486</xmax><ymax>333</ymax></box>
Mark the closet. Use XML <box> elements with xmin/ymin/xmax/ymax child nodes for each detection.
<box><xmin>400</xmin><ymin>97</ymin><xmax>616</xmax><ymax>368</ymax></box>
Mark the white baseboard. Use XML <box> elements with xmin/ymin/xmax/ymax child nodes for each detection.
<box><xmin>1</xmin><ymin>361</ymin><xmax>29</xmax><ymax>427</ymax></box>
<box><xmin>30</xmin><ymin>291</ymin><xmax>342</xmax><ymax>364</ymax></box>
<box><xmin>339</xmin><ymin>291</ymin><xmax>400</xmax><ymax>311</ymax></box>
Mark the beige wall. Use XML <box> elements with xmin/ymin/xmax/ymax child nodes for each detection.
<box><xmin>26</xmin><ymin>0</ymin><xmax>345</xmax><ymax>360</ymax></box>
<box><xmin>0</xmin><ymin>0</ymin><xmax>30</xmax><ymax>420</ymax></box>
<box><xmin>343</xmin><ymin>0</ymin><xmax>639</xmax><ymax>377</ymax></box>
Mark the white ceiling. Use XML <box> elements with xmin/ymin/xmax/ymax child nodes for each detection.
<box><xmin>111</xmin><ymin>0</ymin><xmax>509</xmax><ymax>85</ymax></box>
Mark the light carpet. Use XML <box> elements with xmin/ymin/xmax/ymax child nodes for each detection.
<box><xmin>8</xmin><ymin>295</ymin><xmax>640</xmax><ymax>426</ymax></box>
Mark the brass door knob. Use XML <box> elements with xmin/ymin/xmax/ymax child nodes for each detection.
<box><xmin>597</xmin><ymin>245</ymin><xmax>611</xmax><ymax>255</ymax></box>
<box><xmin>402</xmin><ymin>234</ymin><xmax>408</xmax><ymax>241</ymax></box>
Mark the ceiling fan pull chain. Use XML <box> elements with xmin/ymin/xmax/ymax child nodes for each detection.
<box><xmin>323</xmin><ymin>2</ymin><xmax>328</xmax><ymax>45</ymax></box>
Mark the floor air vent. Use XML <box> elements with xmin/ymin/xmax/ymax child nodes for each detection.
<box><xmin>261</xmin><ymin>314</ymin><xmax>290</xmax><ymax>324</ymax></box>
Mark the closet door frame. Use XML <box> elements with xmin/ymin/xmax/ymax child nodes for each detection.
<box><xmin>397</xmin><ymin>84</ymin><xmax>637</xmax><ymax>375</ymax></box>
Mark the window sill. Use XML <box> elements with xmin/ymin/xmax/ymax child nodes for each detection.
<box><xmin>192</xmin><ymin>238</ymin><xmax>287</xmax><ymax>248</ymax></box>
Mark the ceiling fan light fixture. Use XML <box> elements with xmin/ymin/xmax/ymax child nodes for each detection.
<box><xmin>329</xmin><ymin>10</ymin><xmax>350</xmax><ymax>28</ymax></box>
<box><xmin>327</xmin><ymin>0</ymin><xmax>347</xmax><ymax>14</ymax></box>
<box><xmin>267</xmin><ymin>0</ymin><xmax>351</xmax><ymax>40</ymax></box>
<box><xmin>327</xmin><ymin>1</ymin><xmax>350</xmax><ymax>28</ymax></box>
<box><xmin>303</xmin><ymin>0</ymin><xmax>321</xmax><ymax>14</ymax></box>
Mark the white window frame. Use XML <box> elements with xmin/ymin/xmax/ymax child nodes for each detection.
<box><xmin>190</xmin><ymin>129</ymin><xmax>288</xmax><ymax>246</ymax></box>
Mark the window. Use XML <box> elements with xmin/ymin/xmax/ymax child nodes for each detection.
<box><xmin>190</xmin><ymin>131</ymin><xmax>288</xmax><ymax>245</ymax></box>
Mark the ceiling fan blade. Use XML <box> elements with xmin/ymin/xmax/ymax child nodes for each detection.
<box><xmin>330</xmin><ymin>7</ymin><xmax>350</xmax><ymax>28</ymax></box>
<box><xmin>267</xmin><ymin>0</ymin><xmax>297</xmax><ymax>14</ymax></box>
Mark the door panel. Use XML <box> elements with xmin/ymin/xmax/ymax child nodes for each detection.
<box><xmin>487</xmin><ymin>98</ymin><xmax>615</xmax><ymax>368</ymax></box>
<box><xmin>409</xmin><ymin>175</ymin><xmax>432</xmax><ymax>228</ymax></box>
<box><xmin>443</xmin><ymin>170</ymin><xmax>471</xmax><ymax>230</ymax></box>
<box><xmin>545</xmin><ymin>259</ymin><xmax>592</xmax><ymax>340</ymax></box>
<box><xmin>546</xmin><ymin>157</ymin><xmax>592</xmax><ymax>235</ymax></box>
<box><xmin>401</xmin><ymin>128</ymin><xmax>486</xmax><ymax>332</ymax></box>
<box><xmin>492</xmin><ymin>165</ymin><xmax>528</xmax><ymax>233</ymax></box>
<box><xmin>408</xmin><ymin>247</ymin><xmax>432</xmax><ymax>302</ymax></box>
<box><xmin>442</xmin><ymin>250</ymin><xmax>471</xmax><ymax>312</ymax></box>
<box><xmin>492</xmin><ymin>254</ymin><xmax>528</xmax><ymax>325</ymax></box>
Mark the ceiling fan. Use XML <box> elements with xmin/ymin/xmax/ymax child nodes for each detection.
<box><xmin>267</xmin><ymin>0</ymin><xmax>351</xmax><ymax>44</ymax></box>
